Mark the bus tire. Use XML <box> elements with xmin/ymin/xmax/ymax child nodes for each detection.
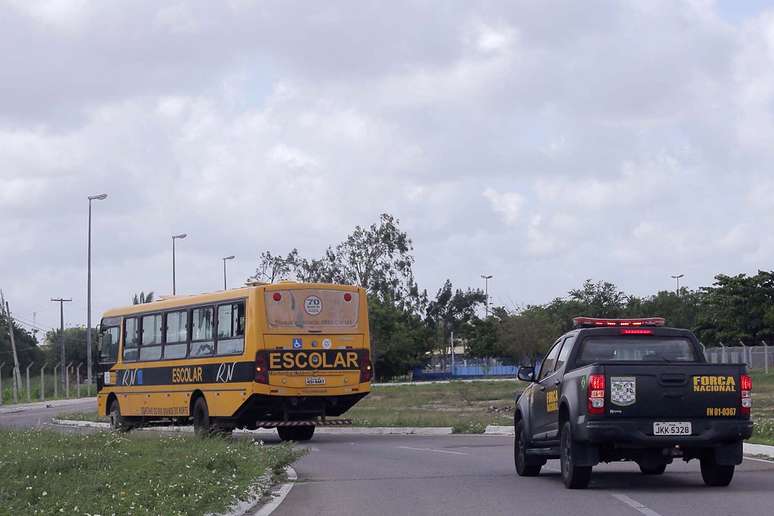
<box><xmin>192</xmin><ymin>397</ymin><xmax>212</xmax><ymax>437</ymax></box>
<box><xmin>277</xmin><ymin>425</ymin><xmax>315</xmax><ymax>442</ymax></box>
<box><xmin>108</xmin><ymin>399</ymin><xmax>132</xmax><ymax>433</ymax></box>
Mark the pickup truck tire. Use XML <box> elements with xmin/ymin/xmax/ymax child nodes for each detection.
<box><xmin>638</xmin><ymin>463</ymin><xmax>667</xmax><ymax>475</ymax></box>
<box><xmin>700</xmin><ymin>457</ymin><xmax>734</xmax><ymax>487</ymax></box>
<box><xmin>514</xmin><ymin>419</ymin><xmax>541</xmax><ymax>477</ymax></box>
<box><xmin>560</xmin><ymin>421</ymin><xmax>592</xmax><ymax>489</ymax></box>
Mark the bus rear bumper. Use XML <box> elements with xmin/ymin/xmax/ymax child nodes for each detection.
<box><xmin>232</xmin><ymin>392</ymin><xmax>368</xmax><ymax>426</ymax></box>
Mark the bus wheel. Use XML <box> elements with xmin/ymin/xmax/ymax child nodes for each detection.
<box><xmin>109</xmin><ymin>399</ymin><xmax>132</xmax><ymax>432</ymax></box>
<box><xmin>277</xmin><ymin>426</ymin><xmax>315</xmax><ymax>442</ymax></box>
<box><xmin>192</xmin><ymin>397</ymin><xmax>212</xmax><ymax>437</ymax></box>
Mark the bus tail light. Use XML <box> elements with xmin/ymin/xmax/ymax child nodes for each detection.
<box><xmin>741</xmin><ymin>374</ymin><xmax>752</xmax><ymax>415</ymax></box>
<box><xmin>255</xmin><ymin>352</ymin><xmax>268</xmax><ymax>384</ymax></box>
<box><xmin>588</xmin><ymin>374</ymin><xmax>605</xmax><ymax>415</ymax></box>
<box><xmin>360</xmin><ymin>350</ymin><xmax>373</xmax><ymax>383</ymax></box>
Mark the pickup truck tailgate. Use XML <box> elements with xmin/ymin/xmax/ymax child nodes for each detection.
<box><xmin>601</xmin><ymin>364</ymin><xmax>745</xmax><ymax>419</ymax></box>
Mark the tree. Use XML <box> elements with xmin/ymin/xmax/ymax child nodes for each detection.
<box><xmin>368</xmin><ymin>297</ymin><xmax>433</xmax><ymax>379</ymax></box>
<box><xmin>132</xmin><ymin>291</ymin><xmax>155</xmax><ymax>305</ymax></box>
<box><xmin>42</xmin><ymin>326</ymin><xmax>98</xmax><ymax>369</ymax></box>
<box><xmin>0</xmin><ymin>316</ymin><xmax>42</xmax><ymax>373</ymax></box>
<box><xmin>254</xmin><ymin>250</ymin><xmax>298</xmax><ymax>283</ymax></box>
<box><xmin>425</xmin><ymin>279</ymin><xmax>486</xmax><ymax>354</ymax></box>
<box><xmin>495</xmin><ymin>306</ymin><xmax>562</xmax><ymax>363</ymax></box>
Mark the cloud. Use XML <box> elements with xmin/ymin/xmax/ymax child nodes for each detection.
<box><xmin>3</xmin><ymin>0</ymin><xmax>774</xmax><ymax>329</ymax></box>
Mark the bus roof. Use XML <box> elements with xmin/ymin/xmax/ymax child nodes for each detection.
<box><xmin>100</xmin><ymin>283</ymin><xmax>362</xmax><ymax>318</ymax></box>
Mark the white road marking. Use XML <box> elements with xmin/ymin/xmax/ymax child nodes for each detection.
<box><xmin>611</xmin><ymin>493</ymin><xmax>663</xmax><ymax>516</ymax></box>
<box><xmin>397</xmin><ymin>446</ymin><xmax>468</xmax><ymax>456</ymax></box>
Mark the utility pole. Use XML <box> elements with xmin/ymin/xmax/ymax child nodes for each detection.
<box><xmin>0</xmin><ymin>290</ymin><xmax>22</xmax><ymax>399</ymax></box>
<box><xmin>670</xmin><ymin>274</ymin><xmax>684</xmax><ymax>294</ymax></box>
<box><xmin>51</xmin><ymin>298</ymin><xmax>72</xmax><ymax>391</ymax></box>
<box><xmin>222</xmin><ymin>255</ymin><xmax>235</xmax><ymax>290</ymax></box>
<box><xmin>481</xmin><ymin>275</ymin><xmax>493</xmax><ymax>317</ymax></box>
<box><xmin>172</xmin><ymin>233</ymin><xmax>187</xmax><ymax>295</ymax></box>
<box><xmin>87</xmin><ymin>193</ymin><xmax>108</xmax><ymax>386</ymax></box>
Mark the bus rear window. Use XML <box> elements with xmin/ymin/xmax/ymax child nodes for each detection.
<box><xmin>265</xmin><ymin>289</ymin><xmax>359</xmax><ymax>330</ymax></box>
<box><xmin>576</xmin><ymin>336</ymin><xmax>698</xmax><ymax>366</ymax></box>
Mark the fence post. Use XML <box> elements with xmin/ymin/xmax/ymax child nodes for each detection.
<box><xmin>76</xmin><ymin>363</ymin><xmax>82</xmax><ymax>398</ymax></box>
<box><xmin>25</xmin><ymin>363</ymin><xmax>33</xmax><ymax>402</ymax></box>
<box><xmin>65</xmin><ymin>362</ymin><xmax>73</xmax><ymax>398</ymax></box>
<box><xmin>53</xmin><ymin>364</ymin><xmax>59</xmax><ymax>398</ymax></box>
<box><xmin>40</xmin><ymin>365</ymin><xmax>46</xmax><ymax>401</ymax></box>
<box><xmin>764</xmin><ymin>340</ymin><xmax>769</xmax><ymax>375</ymax></box>
<box><xmin>12</xmin><ymin>366</ymin><xmax>19</xmax><ymax>403</ymax></box>
<box><xmin>720</xmin><ymin>342</ymin><xmax>726</xmax><ymax>363</ymax></box>
<box><xmin>0</xmin><ymin>362</ymin><xmax>5</xmax><ymax>406</ymax></box>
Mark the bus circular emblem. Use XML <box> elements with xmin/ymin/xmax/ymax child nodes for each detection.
<box><xmin>304</xmin><ymin>295</ymin><xmax>322</xmax><ymax>316</ymax></box>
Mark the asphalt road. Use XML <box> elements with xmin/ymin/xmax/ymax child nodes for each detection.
<box><xmin>272</xmin><ymin>433</ymin><xmax>774</xmax><ymax>516</ymax></box>
<box><xmin>3</xmin><ymin>402</ymin><xmax>773</xmax><ymax>516</ymax></box>
<box><xmin>0</xmin><ymin>398</ymin><xmax>96</xmax><ymax>428</ymax></box>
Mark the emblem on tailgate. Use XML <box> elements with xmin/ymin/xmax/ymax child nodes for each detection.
<box><xmin>610</xmin><ymin>377</ymin><xmax>636</xmax><ymax>406</ymax></box>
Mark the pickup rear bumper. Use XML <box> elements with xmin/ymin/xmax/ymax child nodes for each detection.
<box><xmin>578</xmin><ymin>418</ymin><xmax>753</xmax><ymax>446</ymax></box>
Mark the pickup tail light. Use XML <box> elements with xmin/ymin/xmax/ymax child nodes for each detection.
<box><xmin>741</xmin><ymin>374</ymin><xmax>752</xmax><ymax>415</ymax></box>
<box><xmin>255</xmin><ymin>352</ymin><xmax>268</xmax><ymax>384</ymax></box>
<box><xmin>588</xmin><ymin>374</ymin><xmax>605</xmax><ymax>415</ymax></box>
<box><xmin>360</xmin><ymin>349</ymin><xmax>373</xmax><ymax>383</ymax></box>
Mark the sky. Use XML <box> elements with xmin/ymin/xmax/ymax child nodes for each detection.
<box><xmin>2</xmin><ymin>0</ymin><xmax>774</xmax><ymax>333</ymax></box>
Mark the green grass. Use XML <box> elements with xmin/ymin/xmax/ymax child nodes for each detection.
<box><xmin>346</xmin><ymin>380</ymin><xmax>520</xmax><ymax>433</ymax></box>
<box><xmin>0</xmin><ymin>429</ymin><xmax>299</xmax><ymax>515</ymax></box>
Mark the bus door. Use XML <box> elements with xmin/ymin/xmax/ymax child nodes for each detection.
<box><xmin>96</xmin><ymin>316</ymin><xmax>121</xmax><ymax>391</ymax></box>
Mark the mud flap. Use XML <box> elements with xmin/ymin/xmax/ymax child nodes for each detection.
<box><xmin>573</xmin><ymin>441</ymin><xmax>600</xmax><ymax>467</ymax></box>
<box><xmin>714</xmin><ymin>441</ymin><xmax>743</xmax><ymax>466</ymax></box>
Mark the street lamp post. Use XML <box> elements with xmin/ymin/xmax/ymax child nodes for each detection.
<box><xmin>172</xmin><ymin>233</ymin><xmax>187</xmax><ymax>295</ymax></box>
<box><xmin>222</xmin><ymin>256</ymin><xmax>235</xmax><ymax>290</ymax></box>
<box><xmin>86</xmin><ymin>193</ymin><xmax>107</xmax><ymax>385</ymax></box>
<box><xmin>671</xmin><ymin>274</ymin><xmax>684</xmax><ymax>294</ymax></box>
<box><xmin>481</xmin><ymin>274</ymin><xmax>493</xmax><ymax>317</ymax></box>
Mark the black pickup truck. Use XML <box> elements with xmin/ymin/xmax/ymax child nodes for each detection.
<box><xmin>514</xmin><ymin>317</ymin><xmax>753</xmax><ymax>489</ymax></box>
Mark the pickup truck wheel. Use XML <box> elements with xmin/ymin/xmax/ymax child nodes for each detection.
<box><xmin>638</xmin><ymin>463</ymin><xmax>667</xmax><ymax>475</ymax></box>
<box><xmin>700</xmin><ymin>458</ymin><xmax>734</xmax><ymax>487</ymax></box>
<box><xmin>560</xmin><ymin>421</ymin><xmax>592</xmax><ymax>489</ymax></box>
<box><xmin>514</xmin><ymin>419</ymin><xmax>541</xmax><ymax>477</ymax></box>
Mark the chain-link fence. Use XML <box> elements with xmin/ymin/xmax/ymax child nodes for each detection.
<box><xmin>704</xmin><ymin>345</ymin><xmax>773</xmax><ymax>372</ymax></box>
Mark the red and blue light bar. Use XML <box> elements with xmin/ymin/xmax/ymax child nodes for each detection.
<box><xmin>572</xmin><ymin>317</ymin><xmax>666</xmax><ymax>329</ymax></box>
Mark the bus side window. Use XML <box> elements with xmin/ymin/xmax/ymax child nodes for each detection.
<box><xmin>140</xmin><ymin>314</ymin><xmax>163</xmax><ymax>361</ymax></box>
<box><xmin>217</xmin><ymin>302</ymin><xmax>245</xmax><ymax>355</ymax></box>
<box><xmin>164</xmin><ymin>310</ymin><xmax>188</xmax><ymax>359</ymax></box>
<box><xmin>190</xmin><ymin>306</ymin><xmax>215</xmax><ymax>357</ymax></box>
<box><xmin>123</xmin><ymin>317</ymin><xmax>140</xmax><ymax>361</ymax></box>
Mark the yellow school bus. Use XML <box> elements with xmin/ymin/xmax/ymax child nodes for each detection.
<box><xmin>96</xmin><ymin>282</ymin><xmax>372</xmax><ymax>441</ymax></box>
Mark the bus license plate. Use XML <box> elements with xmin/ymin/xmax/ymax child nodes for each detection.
<box><xmin>653</xmin><ymin>422</ymin><xmax>691</xmax><ymax>436</ymax></box>
<box><xmin>305</xmin><ymin>377</ymin><xmax>326</xmax><ymax>385</ymax></box>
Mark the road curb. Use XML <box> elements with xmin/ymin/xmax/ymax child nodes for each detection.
<box><xmin>482</xmin><ymin>425</ymin><xmax>774</xmax><ymax>461</ymax></box>
<box><xmin>0</xmin><ymin>397</ymin><xmax>96</xmax><ymax>415</ymax></box>
<box><xmin>51</xmin><ymin>419</ymin><xmax>454</xmax><ymax>436</ymax></box>
<box><xmin>251</xmin><ymin>466</ymin><xmax>297</xmax><ymax>516</ymax></box>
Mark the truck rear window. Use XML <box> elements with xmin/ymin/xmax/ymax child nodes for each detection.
<box><xmin>576</xmin><ymin>336</ymin><xmax>698</xmax><ymax>366</ymax></box>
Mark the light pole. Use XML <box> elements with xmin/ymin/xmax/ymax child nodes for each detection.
<box><xmin>222</xmin><ymin>255</ymin><xmax>235</xmax><ymax>290</ymax></box>
<box><xmin>481</xmin><ymin>274</ymin><xmax>493</xmax><ymax>317</ymax></box>
<box><xmin>172</xmin><ymin>233</ymin><xmax>187</xmax><ymax>295</ymax></box>
<box><xmin>671</xmin><ymin>274</ymin><xmax>684</xmax><ymax>294</ymax></box>
<box><xmin>86</xmin><ymin>193</ymin><xmax>107</xmax><ymax>385</ymax></box>
<box><xmin>51</xmin><ymin>298</ymin><xmax>72</xmax><ymax>391</ymax></box>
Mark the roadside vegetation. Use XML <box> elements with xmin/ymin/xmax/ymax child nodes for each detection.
<box><xmin>57</xmin><ymin>374</ymin><xmax>774</xmax><ymax>439</ymax></box>
<box><xmin>1</xmin><ymin>373</ymin><xmax>95</xmax><ymax>404</ymax></box>
<box><xmin>0</xmin><ymin>428</ymin><xmax>299</xmax><ymax>515</ymax></box>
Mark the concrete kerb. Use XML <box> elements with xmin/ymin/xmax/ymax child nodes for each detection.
<box><xmin>483</xmin><ymin>425</ymin><xmax>774</xmax><ymax>461</ymax></box>
<box><xmin>51</xmin><ymin>419</ymin><xmax>454</xmax><ymax>436</ymax></box>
